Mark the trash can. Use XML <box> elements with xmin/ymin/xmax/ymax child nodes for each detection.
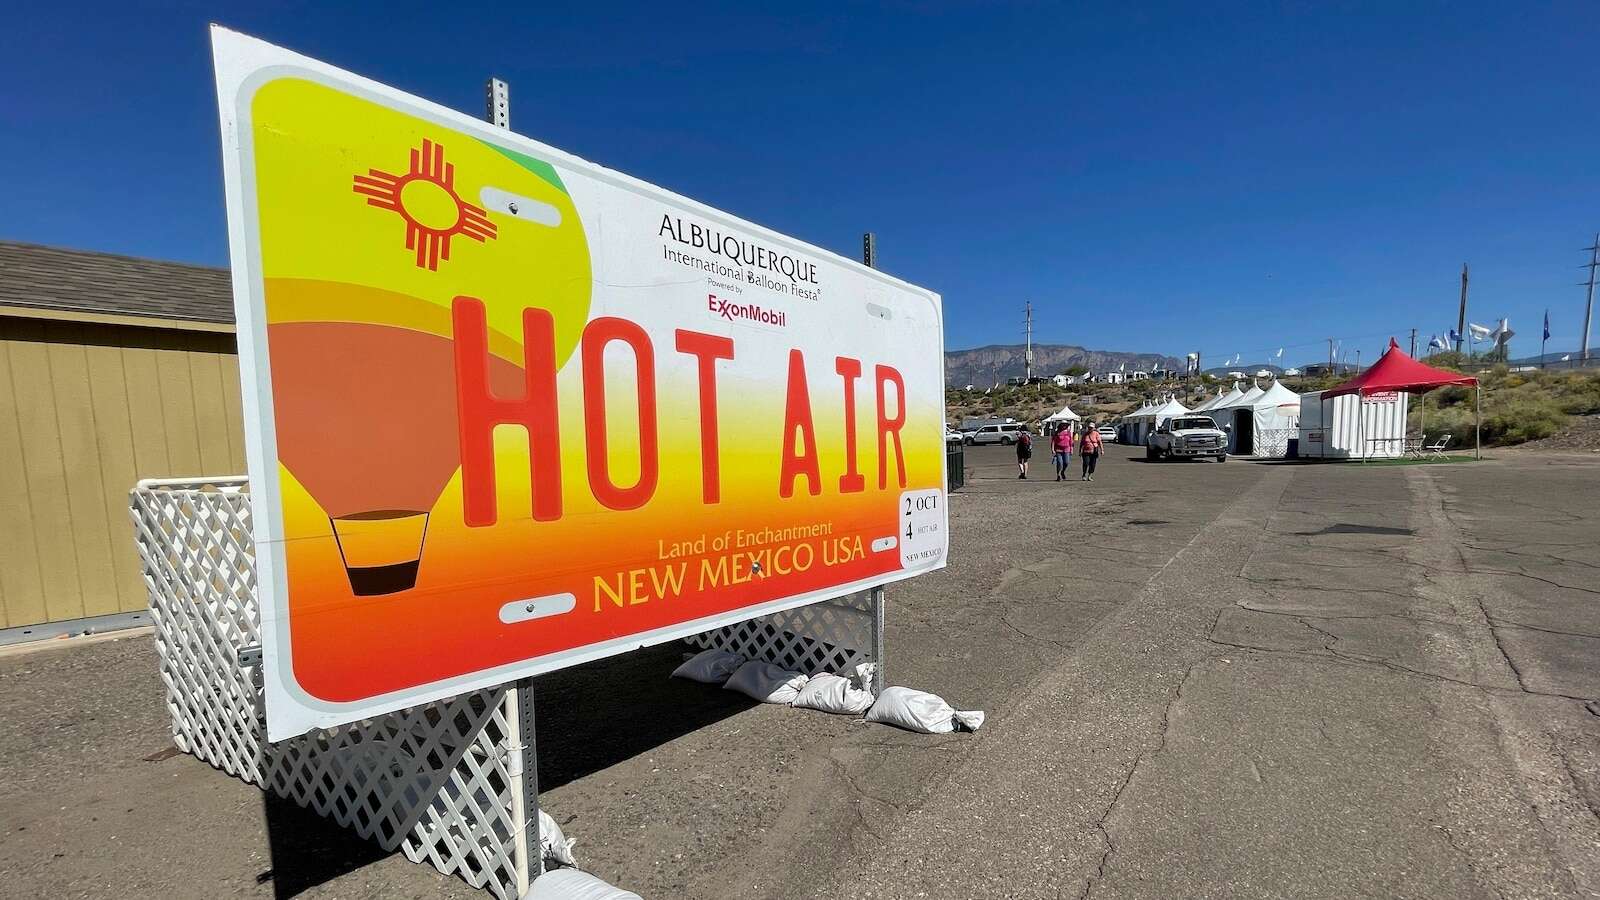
<box><xmin>946</xmin><ymin>445</ymin><xmax>965</xmax><ymax>491</ymax></box>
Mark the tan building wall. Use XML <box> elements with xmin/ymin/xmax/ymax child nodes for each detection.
<box><xmin>0</xmin><ymin>316</ymin><xmax>245</xmax><ymax>628</ymax></box>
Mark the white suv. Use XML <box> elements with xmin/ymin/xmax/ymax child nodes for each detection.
<box><xmin>966</xmin><ymin>423</ymin><xmax>1025</xmax><ymax>445</ymax></box>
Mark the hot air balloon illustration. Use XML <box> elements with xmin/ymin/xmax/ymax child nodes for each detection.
<box><xmin>248</xmin><ymin>78</ymin><xmax>594</xmax><ymax>600</ymax></box>
<box><xmin>268</xmin><ymin>314</ymin><xmax>523</xmax><ymax>595</ymax></box>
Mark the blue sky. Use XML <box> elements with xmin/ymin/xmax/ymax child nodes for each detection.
<box><xmin>3</xmin><ymin>2</ymin><xmax>1597</xmax><ymax>366</ymax></box>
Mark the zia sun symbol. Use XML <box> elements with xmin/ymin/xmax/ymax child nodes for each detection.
<box><xmin>353</xmin><ymin>139</ymin><xmax>497</xmax><ymax>271</ymax></box>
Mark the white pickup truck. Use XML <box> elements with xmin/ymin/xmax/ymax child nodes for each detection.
<box><xmin>1146</xmin><ymin>415</ymin><xmax>1229</xmax><ymax>462</ymax></box>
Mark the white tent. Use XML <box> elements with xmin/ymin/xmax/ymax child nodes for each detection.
<box><xmin>1191</xmin><ymin>390</ymin><xmax>1224</xmax><ymax>412</ymax></box>
<box><xmin>1132</xmin><ymin>396</ymin><xmax>1190</xmax><ymax>446</ymax></box>
<box><xmin>1229</xmin><ymin>383</ymin><xmax>1266</xmax><ymax>410</ymax></box>
<box><xmin>1118</xmin><ymin>401</ymin><xmax>1153</xmax><ymax>443</ymax></box>
<box><xmin>1044</xmin><ymin>403</ymin><xmax>1081</xmax><ymax>422</ymax></box>
<box><xmin>1201</xmin><ymin>384</ymin><xmax>1247</xmax><ymax>424</ymax></box>
<box><xmin>1149</xmin><ymin>397</ymin><xmax>1191</xmax><ymax>424</ymax></box>
<box><xmin>1218</xmin><ymin>380</ymin><xmax>1301</xmax><ymax>457</ymax></box>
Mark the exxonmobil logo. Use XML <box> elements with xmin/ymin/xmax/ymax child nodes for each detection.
<box><xmin>708</xmin><ymin>293</ymin><xmax>787</xmax><ymax>327</ymax></box>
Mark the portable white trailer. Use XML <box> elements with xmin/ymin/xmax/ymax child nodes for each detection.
<box><xmin>1297</xmin><ymin>389</ymin><xmax>1410</xmax><ymax>459</ymax></box>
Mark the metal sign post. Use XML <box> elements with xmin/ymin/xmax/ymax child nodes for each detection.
<box><xmin>482</xmin><ymin>76</ymin><xmax>544</xmax><ymax>891</ymax></box>
<box><xmin>862</xmin><ymin>234</ymin><xmax>887</xmax><ymax>696</ymax></box>
<box><xmin>506</xmin><ymin>679</ymin><xmax>541</xmax><ymax>892</ymax></box>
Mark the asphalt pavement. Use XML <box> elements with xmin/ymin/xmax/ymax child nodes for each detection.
<box><xmin>1</xmin><ymin>443</ymin><xmax>1596</xmax><ymax>898</ymax></box>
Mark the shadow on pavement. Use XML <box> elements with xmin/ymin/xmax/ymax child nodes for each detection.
<box><xmin>533</xmin><ymin>643</ymin><xmax>757</xmax><ymax>791</ymax></box>
<box><xmin>261</xmin><ymin>792</ymin><xmax>389</xmax><ymax>899</ymax></box>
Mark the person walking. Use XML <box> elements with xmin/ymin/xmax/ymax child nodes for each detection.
<box><xmin>1051</xmin><ymin>422</ymin><xmax>1074</xmax><ymax>481</ymax></box>
<box><xmin>1016</xmin><ymin>427</ymin><xmax>1033</xmax><ymax>479</ymax></box>
<box><xmin>1080</xmin><ymin>421</ymin><xmax>1103</xmax><ymax>481</ymax></box>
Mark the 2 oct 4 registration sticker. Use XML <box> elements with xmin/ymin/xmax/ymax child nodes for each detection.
<box><xmin>899</xmin><ymin>489</ymin><xmax>946</xmax><ymax>568</ymax></box>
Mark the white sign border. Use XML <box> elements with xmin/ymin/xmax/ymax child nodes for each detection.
<box><xmin>211</xmin><ymin>26</ymin><xmax>947</xmax><ymax>740</ymax></box>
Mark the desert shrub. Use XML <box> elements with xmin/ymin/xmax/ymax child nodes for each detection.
<box><xmin>1434</xmin><ymin>385</ymin><xmax>1471</xmax><ymax>408</ymax></box>
<box><xmin>1421</xmin><ymin>397</ymin><xmax>1564</xmax><ymax>446</ymax></box>
<box><xmin>1551</xmin><ymin>373</ymin><xmax>1600</xmax><ymax>415</ymax></box>
<box><xmin>1484</xmin><ymin>400</ymin><xmax>1566</xmax><ymax>445</ymax></box>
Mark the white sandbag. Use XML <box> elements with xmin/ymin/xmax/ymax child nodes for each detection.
<box><xmin>865</xmin><ymin>686</ymin><xmax>985</xmax><ymax>734</ymax></box>
<box><xmin>723</xmin><ymin>660</ymin><xmax>809</xmax><ymax>704</ymax></box>
<box><xmin>524</xmin><ymin>867</ymin><xmax>642</xmax><ymax>900</ymax></box>
<box><xmin>671</xmin><ymin>648</ymin><xmax>745</xmax><ymax>684</ymax></box>
<box><xmin>539</xmin><ymin>808</ymin><xmax>577</xmax><ymax>868</ymax></box>
<box><xmin>791</xmin><ymin>673</ymin><xmax>875</xmax><ymax>715</ymax></box>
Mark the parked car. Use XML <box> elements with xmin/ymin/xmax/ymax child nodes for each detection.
<box><xmin>1146</xmin><ymin>416</ymin><xmax>1228</xmax><ymax>462</ymax></box>
<box><xmin>1097</xmin><ymin>425</ymin><xmax>1117</xmax><ymax>439</ymax></box>
<box><xmin>945</xmin><ymin>427</ymin><xmax>965</xmax><ymax>444</ymax></box>
<box><xmin>965</xmin><ymin>422</ymin><xmax>1026</xmax><ymax>445</ymax></box>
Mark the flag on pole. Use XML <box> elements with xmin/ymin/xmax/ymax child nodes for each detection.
<box><xmin>1275</xmin><ymin>348</ymin><xmax>1284</xmax><ymax>359</ymax></box>
<box><xmin>1448</xmin><ymin>328</ymin><xmax>1462</xmax><ymax>346</ymax></box>
<box><xmin>1469</xmin><ymin>322</ymin><xmax>1492</xmax><ymax>341</ymax></box>
<box><xmin>1429</xmin><ymin>334</ymin><xmax>1449</xmax><ymax>351</ymax></box>
<box><xmin>1543</xmin><ymin>310</ymin><xmax>1551</xmax><ymax>341</ymax></box>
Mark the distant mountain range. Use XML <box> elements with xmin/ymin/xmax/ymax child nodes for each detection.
<box><xmin>1507</xmin><ymin>350</ymin><xmax>1591</xmax><ymax>367</ymax></box>
<box><xmin>1200</xmin><ymin>363</ymin><xmax>1354</xmax><ymax>378</ymax></box>
<box><xmin>945</xmin><ymin>344</ymin><xmax>1182</xmax><ymax>387</ymax></box>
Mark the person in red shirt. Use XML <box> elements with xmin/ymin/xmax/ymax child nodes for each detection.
<box><xmin>1051</xmin><ymin>423</ymin><xmax>1074</xmax><ymax>481</ymax></box>
<box><xmin>1079</xmin><ymin>422</ymin><xmax>1104</xmax><ymax>481</ymax></box>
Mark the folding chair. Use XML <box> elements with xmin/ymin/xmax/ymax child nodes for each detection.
<box><xmin>1403</xmin><ymin>435</ymin><xmax>1425</xmax><ymax>458</ymax></box>
<box><xmin>1424</xmin><ymin>433</ymin><xmax>1452</xmax><ymax>456</ymax></box>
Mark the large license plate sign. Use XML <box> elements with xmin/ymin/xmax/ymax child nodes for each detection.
<box><xmin>212</xmin><ymin>29</ymin><xmax>947</xmax><ymax>739</ymax></box>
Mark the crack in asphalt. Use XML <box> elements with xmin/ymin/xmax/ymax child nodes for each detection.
<box><xmin>1486</xmin><ymin>616</ymin><xmax>1600</xmax><ymax>641</ymax></box>
<box><xmin>1074</xmin><ymin>658</ymin><xmax>1203</xmax><ymax>900</ymax></box>
<box><xmin>1204</xmin><ymin>606</ymin><xmax>1597</xmax><ymax>704</ymax></box>
<box><xmin>1435</xmin><ymin>817</ymin><xmax>1512</xmax><ymax>900</ymax></box>
<box><xmin>1462</xmin><ymin>565</ymin><xmax>1600</xmax><ymax>597</ymax></box>
<box><xmin>1462</xmin><ymin>541</ymin><xmax>1600</xmax><ymax>572</ymax></box>
<box><xmin>998</xmin><ymin>615</ymin><xmax>1068</xmax><ymax>651</ymax></box>
<box><xmin>1233</xmin><ymin>602</ymin><xmax>1460</xmax><ymax>631</ymax></box>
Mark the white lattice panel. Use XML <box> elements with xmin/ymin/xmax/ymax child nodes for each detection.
<box><xmin>687</xmin><ymin>590</ymin><xmax>882</xmax><ymax>685</ymax></box>
<box><xmin>1254</xmin><ymin>428</ymin><xmax>1296</xmax><ymax>459</ymax></box>
<box><xmin>131</xmin><ymin>478</ymin><xmax>886</xmax><ymax>897</ymax></box>
<box><xmin>131</xmin><ymin>479</ymin><xmax>526</xmax><ymax>898</ymax></box>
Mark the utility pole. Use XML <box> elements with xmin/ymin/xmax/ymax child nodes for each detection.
<box><xmin>1024</xmin><ymin>301</ymin><xmax>1034</xmax><ymax>382</ymax></box>
<box><xmin>1327</xmin><ymin>337</ymin><xmax>1334</xmax><ymax>372</ymax></box>
<box><xmin>1455</xmin><ymin>263</ymin><xmax>1470</xmax><ymax>356</ymax></box>
<box><xmin>1409</xmin><ymin>328</ymin><xmax>1417</xmax><ymax>357</ymax></box>
<box><xmin>1582</xmin><ymin>234</ymin><xmax>1598</xmax><ymax>362</ymax></box>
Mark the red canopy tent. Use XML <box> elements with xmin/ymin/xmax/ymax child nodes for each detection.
<box><xmin>1326</xmin><ymin>338</ymin><xmax>1480</xmax><ymax>459</ymax></box>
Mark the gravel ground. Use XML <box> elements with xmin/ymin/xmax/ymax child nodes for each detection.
<box><xmin>1516</xmin><ymin>414</ymin><xmax>1600</xmax><ymax>453</ymax></box>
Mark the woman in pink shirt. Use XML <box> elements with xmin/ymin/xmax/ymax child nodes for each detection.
<box><xmin>1079</xmin><ymin>423</ymin><xmax>1104</xmax><ymax>481</ymax></box>
<box><xmin>1051</xmin><ymin>423</ymin><xmax>1074</xmax><ymax>481</ymax></box>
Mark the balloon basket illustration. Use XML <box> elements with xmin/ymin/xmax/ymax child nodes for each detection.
<box><xmin>267</xmin><ymin>315</ymin><xmax>524</xmax><ymax>598</ymax></box>
<box><xmin>328</xmin><ymin>509</ymin><xmax>431</xmax><ymax>595</ymax></box>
